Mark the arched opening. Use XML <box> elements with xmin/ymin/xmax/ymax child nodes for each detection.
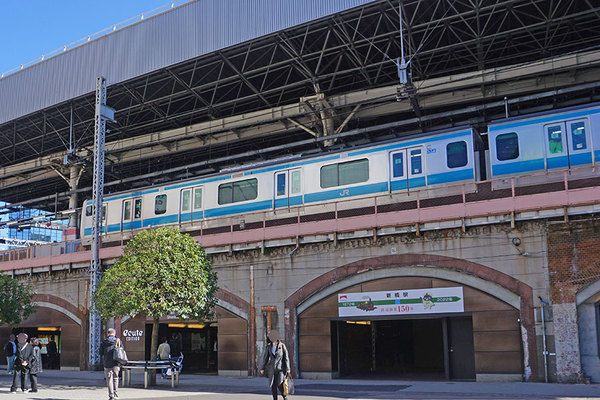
<box><xmin>285</xmin><ymin>255</ymin><xmax>536</xmax><ymax>382</ymax></box>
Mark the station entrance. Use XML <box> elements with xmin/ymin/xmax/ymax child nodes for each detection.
<box><xmin>332</xmin><ymin>316</ymin><xmax>475</xmax><ymax>380</ymax></box>
<box><xmin>297</xmin><ymin>275</ymin><xmax>524</xmax><ymax>381</ymax></box>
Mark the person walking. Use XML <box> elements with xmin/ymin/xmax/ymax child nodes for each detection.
<box><xmin>99</xmin><ymin>328</ymin><xmax>120</xmax><ymax>400</ymax></box>
<box><xmin>157</xmin><ymin>337</ymin><xmax>170</xmax><ymax>378</ymax></box>
<box><xmin>4</xmin><ymin>334</ymin><xmax>16</xmax><ymax>375</ymax></box>
<box><xmin>260</xmin><ymin>330</ymin><xmax>291</xmax><ymax>400</ymax></box>
<box><xmin>28</xmin><ymin>338</ymin><xmax>42</xmax><ymax>393</ymax></box>
<box><xmin>10</xmin><ymin>333</ymin><xmax>33</xmax><ymax>393</ymax></box>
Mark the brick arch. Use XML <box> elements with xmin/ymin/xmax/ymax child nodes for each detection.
<box><xmin>284</xmin><ymin>253</ymin><xmax>537</xmax><ymax>380</ymax></box>
<box><xmin>32</xmin><ymin>294</ymin><xmax>84</xmax><ymax>326</ymax></box>
<box><xmin>216</xmin><ymin>288</ymin><xmax>250</xmax><ymax>319</ymax></box>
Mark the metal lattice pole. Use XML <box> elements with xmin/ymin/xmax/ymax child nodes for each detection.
<box><xmin>89</xmin><ymin>76</ymin><xmax>114</xmax><ymax>369</ymax></box>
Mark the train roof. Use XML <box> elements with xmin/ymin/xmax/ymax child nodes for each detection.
<box><xmin>488</xmin><ymin>102</ymin><xmax>600</xmax><ymax>131</ymax></box>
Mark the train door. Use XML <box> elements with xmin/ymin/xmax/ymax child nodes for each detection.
<box><xmin>180</xmin><ymin>189</ymin><xmax>192</xmax><ymax>223</ymax></box>
<box><xmin>274</xmin><ymin>168</ymin><xmax>302</xmax><ymax>208</ymax></box>
<box><xmin>389</xmin><ymin>147</ymin><xmax>425</xmax><ymax>192</ymax></box>
<box><xmin>132</xmin><ymin>198</ymin><xmax>142</xmax><ymax>229</ymax></box>
<box><xmin>122</xmin><ymin>200</ymin><xmax>132</xmax><ymax>231</ymax></box>
<box><xmin>544</xmin><ymin>119</ymin><xmax>592</xmax><ymax>170</ymax></box>
<box><xmin>192</xmin><ymin>186</ymin><xmax>203</xmax><ymax>220</ymax></box>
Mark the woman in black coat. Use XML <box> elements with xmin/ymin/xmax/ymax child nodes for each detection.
<box><xmin>28</xmin><ymin>337</ymin><xmax>42</xmax><ymax>393</ymax></box>
<box><xmin>260</xmin><ymin>330</ymin><xmax>291</xmax><ymax>400</ymax></box>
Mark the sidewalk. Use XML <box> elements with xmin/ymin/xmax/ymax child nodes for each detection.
<box><xmin>1</xmin><ymin>370</ymin><xmax>600</xmax><ymax>399</ymax></box>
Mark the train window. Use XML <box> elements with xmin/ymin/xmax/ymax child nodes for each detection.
<box><xmin>392</xmin><ymin>153</ymin><xmax>404</xmax><ymax>177</ymax></box>
<box><xmin>134</xmin><ymin>199</ymin><xmax>142</xmax><ymax>219</ymax></box>
<box><xmin>410</xmin><ymin>149</ymin><xmax>422</xmax><ymax>174</ymax></box>
<box><xmin>291</xmin><ymin>170</ymin><xmax>301</xmax><ymax>194</ymax></box>
<box><xmin>571</xmin><ymin>121</ymin><xmax>587</xmax><ymax>150</ymax></box>
<box><xmin>123</xmin><ymin>201</ymin><xmax>131</xmax><ymax>220</ymax></box>
<box><xmin>547</xmin><ymin>126</ymin><xmax>563</xmax><ymax>154</ymax></box>
<box><xmin>194</xmin><ymin>187</ymin><xmax>203</xmax><ymax>209</ymax></box>
<box><xmin>86</xmin><ymin>205</ymin><xmax>106</xmax><ymax>219</ymax></box>
<box><xmin>447</xmin><ymin>141</ymin><xmax>468</xmax><ymax>168</ymax></box>
<box><xmin>218</xmin><ymin>178</ymin><xmax>258</xmax><ymax>205</ymax></box>
<box><xmin>321</xmin><ymin>159</ymin><xmax>369</xmax><ymax>188</ymax></box>
<box><xmin>277</xmin><ymin>174</ymin><xmax>286</xmax><ymax>196</ymax></box>
<box><xmin>181</xmin><ymin>190</ymin><xmax>191</xmax><ymax>212</ymax></box>
<box><xmin>496</xmin><ymin>132</ymin><xmax>519</xmax><ymax>161</ymax></box>
<box><xmin>154</xmin><ymin>194</ymin><xmax>167</xmax><ymax>215</ymax></box>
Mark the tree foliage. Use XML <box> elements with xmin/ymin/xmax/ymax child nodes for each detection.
<box><xmin>0</xmin><ymin>275</ymin><xmax>36</xmax><ymax>326</ymax></box>
<box><xmin>94</xmin><ymin>227</ymin><xmax>217</xmax><ymax>321</ymax></box>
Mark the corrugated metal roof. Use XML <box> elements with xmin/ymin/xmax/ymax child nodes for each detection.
<box><xmin>0</xmin><ymin>0</ymin><xmax>373</xmax><ymax>125</ymax></box>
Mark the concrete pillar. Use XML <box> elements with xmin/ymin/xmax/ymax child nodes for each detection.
<box><xmin>553</xmin><ymin>302</ymin><xmax>585</xmax><ymax>383</ymax></box>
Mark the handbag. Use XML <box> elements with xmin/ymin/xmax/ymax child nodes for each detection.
<box><xmin>113</xmin><ymin>339</ymin><xmax>128</xmax><ymax>365</ymax></box>
<box><xmin>282</xmin><ymin>372</ymin><xmax>294</xmax><ymax>396</ymax></box>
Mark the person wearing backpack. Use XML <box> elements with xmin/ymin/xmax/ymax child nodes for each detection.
<box><xmin>4</xmin><ymin>334</ymin><xmax>16</xmax><ymax>374</ymax></box>
<box><xmin>10</xmin><ymin>333</ymin><xmax>33</xmax><ymax>393</ymax></box>
<box><xmin>98</xmin><ymin>328</ymin><xmax>120</xmax><ymax>400</ymax></box>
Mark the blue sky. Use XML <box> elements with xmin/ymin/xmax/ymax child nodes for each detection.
<box><xmin>0</xmin><ymin>0</ymin><xmax>187</xmax><ymax>75</ymax></box>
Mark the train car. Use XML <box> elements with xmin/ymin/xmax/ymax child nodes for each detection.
<box><xmin>80</xmin><ymin>127</ymin><xmax>478</xmax><ymax>241</ymax></box>
<box><xmin>487</xmin><ymin>103</ymin><xmax>600</xmax><ymax>184</ymax></box>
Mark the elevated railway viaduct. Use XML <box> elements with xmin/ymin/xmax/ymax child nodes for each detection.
<box><xmin>1</xmin><ymin>0</ymin><xmax>600</xmax><ymax>383</ymax></box>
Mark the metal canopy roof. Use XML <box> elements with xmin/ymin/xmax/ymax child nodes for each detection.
<box><xmin>0</xmin><ymin>0</ymin><xmax>599</xmax><ymax>213</ymax></box>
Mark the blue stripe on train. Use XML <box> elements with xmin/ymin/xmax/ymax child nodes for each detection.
<box><xmin>494</xmin><ymin>153</ymin><xmax>593</xmax><ymax>176</ymax></box>
<box><xmin>85</xmin><ymin>171</ymin><xmax>474</xmax><ymax>236</ymax></box>
<box><xmin>492</xmin><ymin>159</ymin><xmax>545</xmax><ymax>176</ymax></box>
<box><xmin>204</xmin><ymin>200</ymin><xmax>273</xmax><ymax>218</ymax></box>
<box><xmin>274</xmin><ymin>195</ymin><xmax>303</xmax><ymax>208</ymax></box>
<box><xmin>304</xmin><ymin>182</ymin><xmax>388</xmax><ymax>203</ymax></box>
<box><xmin>427</xmin><ymin>169</ymin><xmax>474</xmax><ymax>185</ymax></box>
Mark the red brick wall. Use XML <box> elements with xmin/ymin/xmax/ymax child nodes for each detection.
<box><xmin>548</xmin><ymin>221</ymin><xmax>600</xmax><ymax>304</ymax></box>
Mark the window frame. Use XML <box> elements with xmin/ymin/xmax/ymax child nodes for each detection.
<box><xmin>154</xmin><ymin>194</ymin><xmax>167</xmax><ymax>215</ymax></box>
<box><xmin>446</xmin><ymin>141</ymin><xmax>468</xmax><ymax>169</ymax></box>
<box><xmin>495</xmin><ymin>132</ymin><xmax>520</xmax><ymax>161</ymax></box>
<box><xmin>320</xmin><ymin>158</ymin><xmax>369</xmax><ymax>189</ymax></box>
<box><xmin>218</xmin><ymin>178</ymin><xmax>258</xmax><ymax>205</ymax></box>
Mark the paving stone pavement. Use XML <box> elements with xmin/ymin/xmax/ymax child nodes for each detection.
<box><xmin>1</xmin><ymin>370</ymin><xmax>600</xmax><ymax>400</ymax></box>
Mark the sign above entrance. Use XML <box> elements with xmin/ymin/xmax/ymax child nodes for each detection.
<box><xmin>338</xmin><ymin>287</ymin><xmax>464</xmax><ymax>317</ymax></box>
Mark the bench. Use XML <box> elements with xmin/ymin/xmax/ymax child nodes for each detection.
<box><xmin>121</xmin><ymin>360</ymin><xmax>180</xmax><ymax>388</ymax></box>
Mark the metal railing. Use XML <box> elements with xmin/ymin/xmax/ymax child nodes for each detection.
<box><xmin>1</xmin><ymin>165</ymin><xmax>599</xmax><ymax>268</ymax></box>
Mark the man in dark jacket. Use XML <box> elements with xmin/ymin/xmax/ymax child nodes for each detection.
<box><xmin>4</xmin><ymin>334</ymin><xmax>16</xmax><ymax>374</ymax></box>
<box><xmin>98</xmin><ymin>328</ymin><xmax>120</xmax><ymax>400</ymax></box>
<box><xmin>10</xmin><ymin>333</ymin><xmax>33</xmax><ymax>393</ymax></box>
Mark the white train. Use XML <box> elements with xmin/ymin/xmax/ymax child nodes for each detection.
<box><xmin>81</xmin><ymin>102</ymin><xmax>600</xmax><ymax>240</ymax></box>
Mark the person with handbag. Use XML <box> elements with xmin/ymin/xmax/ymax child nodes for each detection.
<box><xmin>10</xmin><ymin>332</ymin><xmax>33</xmax><ymax>393</ymax></box>
<box><xmin>98</xmin><ymin>328</ymin><xmax>120</xmax><ymax>400</ymax></box>
<box><xmin>28</xmin><ymin>337</ymin><xmax>42</xmax><ymax>393</ymax></box>
<box><xmin>259</xmin><ymin>330</ymin><xmax>291</xmax><ymax>400</ymax></box>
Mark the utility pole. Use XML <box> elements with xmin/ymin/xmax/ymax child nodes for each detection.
<box><xmin>89</xmin><ymin>76</ymin><xmax>115</xmax><ymax>369</ymax></box>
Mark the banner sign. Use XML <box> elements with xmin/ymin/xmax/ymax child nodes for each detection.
<box><xmin>338</xmin><ymin>287</ymin><xmax>464</xmax><ymax>317</ymax></box>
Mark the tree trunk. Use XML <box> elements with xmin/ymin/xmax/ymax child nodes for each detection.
<box><xmin>149</xmin><ymin>317</ymin><xmax>159</xmax><ymax>386</ymax></box>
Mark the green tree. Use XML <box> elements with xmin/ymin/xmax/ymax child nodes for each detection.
<box><xmin>0</xmin><ymin>275</ymin><xmax>36</xmax><ymax>326</ymax></box>
<box><xmin>94</xmin><ymin>227</ymin><xmax>217</xmax><ymax>373</ymax></box>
